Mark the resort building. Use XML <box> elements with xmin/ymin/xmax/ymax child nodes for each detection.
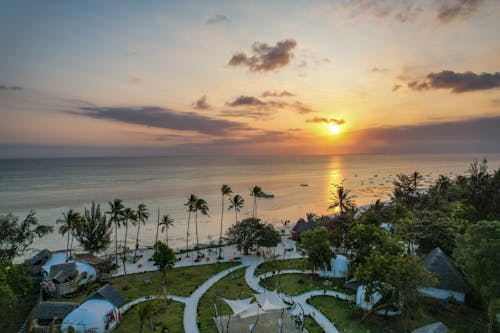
<box><xmin>29</xmin><ymin>302</ymin><xmax>79</xmax><ymax>333</ymax></box>
<box><xmin>291</xmin><ymin>218</ymin><xmax>316</xmax><ymax>241</ymax></box>
<box><xmin>419</xmin><ymin>247</ymin><xmax>467</xmax><ymax>303</ymax></box>
<box><xmin>60</xmin><ymin>284</ymin><xmax>126</xmax><ymax>333</ymax></box>
<box><xmin>319</xmin><ymin>254</ymin><xmax>349</xmax><ymax>278</ymax></box>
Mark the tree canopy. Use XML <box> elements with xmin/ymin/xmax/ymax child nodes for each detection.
<box><xmin>76</xmin><ymin>202</ymin><xmax>112</xmax><ymax>255</ymax></box>
<box><xmin>300</xmin><ymin>227</ymin><xmax>334</xmax><ymax>272</ymax></box>
<box><xmin>225</xmin><ymin>217</ymin><xmax>280</xmax><ymax>255</ymax></box>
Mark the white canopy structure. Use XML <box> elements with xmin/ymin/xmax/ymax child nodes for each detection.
<box><xmin>254</xmin><ymin>291</ymin><xmax>288</xmax><ymax>311</ymax></box>
<box><xmin>221</xmin><ymin>297</ymin><xmax>254</xmax><ymax>316</ymax></box>
<box><xmin>42</xmin><ymin>252</ymin><xmax>96</xmax><ymax>285</ymax></box>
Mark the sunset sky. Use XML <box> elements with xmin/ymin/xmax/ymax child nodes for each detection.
<box><xmin>0</xmin><ymin>0</ymin><xmax>499</xmax><ymax>158</ymax></box>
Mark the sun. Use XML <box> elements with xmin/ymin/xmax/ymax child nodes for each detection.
<box><xmin>328</xmin><ymin>124</ymin><xmax>341</xmax><ymax>135</ymax></box>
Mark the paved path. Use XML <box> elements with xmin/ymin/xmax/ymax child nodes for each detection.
<box><xmin>244</xmin><ymin>259</ymin><xmax>350</xmax><ymax>333</ymax></box>
<box><xmin>183</xmin><ymin>262</ymin><xmax>247</xmax><ymax>333</ymax></box>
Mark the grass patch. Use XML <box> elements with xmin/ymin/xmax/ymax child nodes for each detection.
<box><xmin>303</xmin><ymin>316</ymin><xmax>324</xmax><ymax>333</ymax></box>
<box><xmin>260</xmin><ymin>273</ymin><xmax>348</xmax><ymax>296</ymax></box>
<box><xmin>308</xmin><ymin>295</ymin><xmax>487</xmax><ymax>333</ymax></box>
<box><xmin>115</xmin><ymin>300</ymin><xmax>184</xmax><ymax>333</ymax></box>
<box><xmin>254</xmin><ymin>258</ymin><xmax>308</xmax><ymax>276</ymax></box>
<box><xmin>54</xmin><ymin>262</ymin><xmax>239</xmax><ymax>304</ymax></box>
<box><xmin>198</xmin><ymin>267</ymin><xmax>255</xmax><ymax>333</ymax></box>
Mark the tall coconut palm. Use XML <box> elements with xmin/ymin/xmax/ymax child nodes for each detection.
<box><xmin>194</xmin><ymin>197</ymin><xmax>209</xmax><ymax>260</ymax></box>
<box><xmin>123</xmin><ymin>207</ymin><xmax>137</xmax><ymax>253</ymax></box>
<box><xmin>107</xmin><ymin>199</ymin><xmax>125</xmax><ymax>265</ymax></box>
<box><xmin>134</xmin><ymin>204</ymin><xmax>150</xmax><ymax>262</ymax></box>
<box><xmin>56</xmin><ymin>209</ymin><xmax>82</xmax><ymax>260</ymax></box>
<box><xmin>410</xmin><ymin>171</ymin><xmax>423</xmax><ymax>191</ymax></box>
<box><xmin>159</xmin><ymin>214</ymin><xmax>175</xmax><ymax>246</ymax></box>
<box><xmin>155</xmin><ymin>208</ymin><xmax>160</xmax><ymax>245</ymax></box>
<box><xmin>218</xmin><ymin>184</ymin><xmax>232</xmax><ymax>259</ymax></box>
<box><xmin>184</xmin><ymin>194</ymin><xmax>198</xmax><ymax>257</ymax></box>
<box><xmin>228</xmin><ymin>194</ymin><xmax>245</xmax><ymax>224</ymax></box>
<box><xmin>249</xmin><ymin>185</ymin><xmax>263</xmax><ymax>218</ymax></box>
<box><xmin>328</xmin><ymin>185</ymin><xmax>356</xmax><ymax>215</ymax></box>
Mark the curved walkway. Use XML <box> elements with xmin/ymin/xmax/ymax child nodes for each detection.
<box><xmin>245</xmin><ymin>260</ymin><xmax>349</xmax><ymax>333</ymax></box>
<box><xmin>184</xmin><ymin>262</ymin><xmax>247</xmax><ymax>333</ymax></box>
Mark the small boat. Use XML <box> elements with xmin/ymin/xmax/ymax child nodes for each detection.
<box><xmin>256</xmin><ymin>192</ymin><xmax>274</xmax><ymax>198</ymax></box>
<box><xmin>300</xmin><ymin>184</ymin><xmax>309</xmax><ymax>187</ymax></box>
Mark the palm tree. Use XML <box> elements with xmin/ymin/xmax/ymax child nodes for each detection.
<box><xmin>306</xmin><ymin>212</ymin><xmax>318</xmax><ymax>222</ymax></box>
<box><xmin>218</xmin><ymin>184</ymin><xmax>232</xmax><ymax>259</ymax></box>
<box><xmin>410</xmin><ymin>171</ymin><xmax>423</xmax><ymax>191</ymax></box>
<box><xmin>194</xmin><ymin>197</ymin><xmax>209</xmax><ymax>260</ymax></box>
<box><xmin>123</xmin><ymin>207</ymin><xmax>137</xmax><ymax>254</ymax></box>
<box><xmin>328</xmin><ymin>185</ymin><xmax>356</xmax><ymax>215</ymax></box>
<box><xmin>155</xmin><ymin>208</ymin><xmax>160</xmax><ymax>245</ymax></box>
<box><xmin>228</xmin><ymin>194</ymin><xmax>245</xmax><ymax>224</ymax></box>
<box><xmin>184</xmin><ymin>194</ymin><xmax>198</xmax><ymax>257</ymax></box>
<box><xmin>249</xmin><ymin>185</ymin><xmax>263</xmax><ymax>218</ymax></box>
<box><xmin>56</xmin><ymin>209</ymin><xmax>82</xmax><ymax>260</ymax></box>
<box><xmin>134</xmin><ymin>204</ymin><xmax>150</xmax><ymax>262</ymax></box>
<box><xmin>159</xmin><ymin>214</ymin><xmax>175</xmax><ymax>246</ymax></box>
<box><xmin>108</xmin><ymin>199</ymin><xmax>125</xmax><ymax>265</ymax></box>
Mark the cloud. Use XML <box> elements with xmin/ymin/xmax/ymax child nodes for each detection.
<box><xmin>261</xmin><ymin>90</ymin><xmax>295</xmax><ymax>97</ymax></box>
<box><xmin>0</xmin><ymin>85</ymin><xmax>23</xmax><ymax>91</ymax></box>
<box><xmin>225</xmin><ymin>95</ymin><xmax>315</xmax><ymax>116</ymax></box>
<box><xmin>437</xmin><ymin>0</ymin><xmax>484</xmax><ymax>23</ymax></box>
<box><xmin>192</xmin><ymin>95</ymin><xmax>211</xmax><ymax>110</ymax></box>
<box><xmin>353</xmin><ymin>115</ymin><xmax>500</xmax><ymax>153</ymax></box>
<box><xmin>219</xmin><ymin>109</ymin><xmax>277</xmax><ymax>120</ymax></box>
<box><xmin>129</xmin><ymin>77</ymin><xmax>142</xmax><ymax>84</ymax></box>
<box><xmin>206</xmin><ymin>14</ymin><xmax>230</xmax><ymax>25</ymax></box>
<box><xmin>408</xmin><ymin>70</ymin><xmax>500</xmax><ymax>93</ymax></box>
<box><xmin>71</xmin><ymin>106</ymin><xmax>250</xmax><ymax>136</ymax></box>
<box><xmin>307</xmin><ymin>117</ymin><xmax>345</xmax><ymax>125</ymax></box>
<box><xmin>226</xmin><ymin>96</ymin><xmax>266</xmax><ymax>107</ymax></box>
<box><xmin>392</xmin><ymin>84</ymin><xmax>403</xmax><ymax>91</ymax></box>
<box><xmin>371</xmin><ymin>67</ymin><xmax>390</xmax><ymax>73</ymax></box>
<box><xmin>344</xmin><ymin>0</ymin><xmax>423</xmax><ymax>23</ymax></box>
<box><xmin>228</xmin><ymin>39</ymin><xmax>297</xmax><ymax>72</ymax></box>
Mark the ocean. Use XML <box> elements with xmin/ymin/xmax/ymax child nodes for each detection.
<box><xmin>1</xmin><ymin>154</ymin><xmax>499</xmax><ymax>257</ymax></box>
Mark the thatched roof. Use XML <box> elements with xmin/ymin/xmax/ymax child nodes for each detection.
<box><xmin>26</xmin><ymin>249</ymin><xmax>51</xmax><ymax>266</ymax></box>
<box><xmin>411</xmin><ymin>322</ymin><xmax>448</xmax><ymax>333</ymax></box>
<box><xmin>89</xmin><ymin>284</ymin><xmax>126</xmax><ymax>307</ymax></box>
<box><xmin>32</xmin><ymin>302</ymin><xmax>79</xmax><ymax>320</ymax></box>
<box><xmin>423</xmin><ymin>247</ymin><xmax>466</xmax><ymax>292</ymax></box>
<box><xmin>293</xmin><ymin>219</ymin><xmax>316</xmax><ymax>233</ymax></box>
<box><xmin>73</xmin><ymin>253</ymin><xmax>111</xmax><ymax>266</ymax></box>
<box><xmin>49</xmin><ymin>262</ymin><xmax>77</xmax><ymax>283</ymax></box>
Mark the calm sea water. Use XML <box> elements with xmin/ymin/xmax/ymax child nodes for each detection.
<box><xmin>1</xmin><ymin>154</ymin><xmax>499</xmax><ymax>257</ymax></box>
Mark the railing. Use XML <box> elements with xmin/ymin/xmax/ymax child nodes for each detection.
<box><xmin>32</xmin><ymin>324</ymin><xmax>61</xmax><ymax>333</ymax></box>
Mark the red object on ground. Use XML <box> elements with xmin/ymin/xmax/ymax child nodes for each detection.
<box><xmin>137</xmin><ymin>263</ymin><xmax>143</xmax><ymax>268</ymax></box>
<box><xmin>205</xmin><ymin>257</ymin><xmax>210</xmax><ymax>262</ymax></box>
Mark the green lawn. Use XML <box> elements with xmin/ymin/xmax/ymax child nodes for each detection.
<box><xmin>308</xmin><ymin>295</ymin><xmax>487</xmax><ymax>333</ymax></box>
<box><xmin>254</xmin><ymin>258</ymin><xmax>308</xmax><ymax>276</ymax></box>
<box><xmin>303</xmin><ymin>316</ymin><xmax>324</xmax><ymax>333</ymax></box>
<box><xmin>54</xmin><ymin>262</ymin><xmax>240</xmax><ymax>304</ymax></box>
<box><xmin>198</xmin><ymin>267</ymin><xmax>256</xmax><ymax>333</ymax></box>
<box><xmin>260</xmin><ymin>273</ymin><xmax>348</xmax><ymax>296</ymax></box>
<box><xmin>115</xmin><ymin>299</ymin><xmax>184</xmax><ymax>333</ymax></box>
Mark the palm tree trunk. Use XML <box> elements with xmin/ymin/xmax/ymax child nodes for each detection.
<box><xmin>115</xmin><ymin>223</ymin><xmax>118</xmax><ymax>266</ymax></box>
<box><xmin>166</xmin><ymin>227</ymin><xmax>169</xmax><ymax>247</ymax></box>
<box><xmin>186</xmin><ymin>212</ymin><xmax>191</xmax><ymax>257</ymax></box>
<box><xmin>66</xmin><ymin>232</ymin><xmax>70</xmax><ymax>261</ymax></box>
<box><xmin>124</xmin><ymin>223</ymin><xmax>128</xmax><ymax>251</ymax></box>
<box><xmin>235</xmin><ymin>210</ymin><xmax>238</xmax><ymax>224</ymax></box>
<box><xmin>195</xmin><ymin>211</ymin><xmax>199</xmax><ymax>259</ymax></box>
<box><xmin>219</xmin><ymin>196</ymin><xmax>224</xmax><ymax>259</ymax></box>
<box><xmin>134</xmin><ymin>222</ymin><xmax>141</xmax><ymax>262</ymax></box>
<box><xmin>155</xmin><ymin>208</ymin><xmax>160</xmax><ymax>245</ymax></box>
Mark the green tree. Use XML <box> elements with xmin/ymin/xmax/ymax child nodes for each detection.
<box><xmin>218</xmin><ymin>184</ymin><xmax>232</xmax><ymax>259</ymax></box>
<box><xmin>0</xmin><ymin>260</ymin><xmax>32</xmax><ymax>308</ymax></box>
<box><xmin>120</xmin><ymin>245</ymin><xmax>130</xmax><ymax>290</ymax></box>
<box><xmin>159</xmin><ymin>214</ymin><xmax>175</xmax><ymax>246</ymax></box>
<box><xmin>249</xmin><ymin>185</ymin><xmax>263</xmax><ymax>218</ymax></box>
<box><xmin>228</xmin><ymin>194</ymin><xmax>245</xmax><ymax>224</ymax></box>
<box><xmin>137</xmin><ymin>300</ymin><xmax>164</xmax><ymax>333</ymax></box>
<box><xmin>256</xmin><ymin>223</ymin><xmax>281</xmax><ymax>249</ymax></box>
<box><xmin>300</xmin><ymin>227</ymin><xmax>334</xmax><ymax>272</ymax></box>
<box><xmin>56</xmin><ymin>209</ymin><xmax>83</xmax><ymax>260</ymax></box>
<box><xmin>328</xmin><ymin>186</ymin><xmax>356</xmax><ymax>215</ymax></box>
<box><xmin>123</xmin><ymin>207</ymin><xmax>137</xmax><ymax>254</ymax></box>
<box><xmin>0</xmin><ymin>211</ymin><xmax>53</xmax><ymax>262</ymax></box>
<box><xmin>226</xmin><ymin>217</ymin><xmax>269</xmax><ymax>255</ymax></box>
<box><xmin>454</xmin><ymin>220</ymin><xmax>500</xmax><ymax>330</ymax></box>
<box><xmin>194</xmin><ymin>197</ymin><xmax>209</xmax><ymax>261</ymax></box>
<box><xmin>108</xmin><ymin>199</ymin><xmax>126</xmax><ymax>266</ymax></box>
<box><xmin>152</xmin><ymin>241</ymin><xmax>176</xmax><ymax>301</ymax></box>
<box><xmin>184</xmin><ymin>194</ymin><xmax>198</xmax><ymax>256</ymax></box>
<box><xmin>134</xmin><ymin>204</ymin><xmax>150</xmax><ymax>262</ymax></box>
<box><xmin>76</xmin><ymin>202</ymin><xmax>112</xmax><ymax>255</ymax></box>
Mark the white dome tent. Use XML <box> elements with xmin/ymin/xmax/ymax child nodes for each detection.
<box><xmin>319</xmin><ymin>254</ymin><xmax>349</xmax><ymax>278</ymax></box>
